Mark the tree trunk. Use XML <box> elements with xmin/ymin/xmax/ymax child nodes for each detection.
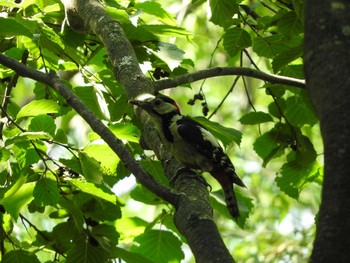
<box><xmin>304</xmin><ymin>1</ymin><xmax>350</xmax><ymax>262</ymax></box>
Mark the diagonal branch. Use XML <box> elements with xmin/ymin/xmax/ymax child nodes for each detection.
<box><xmin>153</xmin><ymin>66</ymin><xmax>306</xmax><ymax>90</ymax></box>
<box><xmin>0</xmin><ymin>52</ymin><xmax>180</xmax><ymax>206</ymax></box>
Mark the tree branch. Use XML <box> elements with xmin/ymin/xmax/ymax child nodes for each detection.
<box><xmin>0</xmin><ymin>52</ymin><xmax>179</xmax><ymax>207</ymax></box>
<box><xmin>153</xmin><ymin>67</ymin><xmax>306</xmax><ymax>90</ymax></box>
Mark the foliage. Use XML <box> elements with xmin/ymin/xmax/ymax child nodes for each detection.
<box><xmin>0</xmin><ymin>0</ymin><xmax>320</xmax><ymax>262</ymax></box>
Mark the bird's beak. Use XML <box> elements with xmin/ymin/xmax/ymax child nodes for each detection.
<box><xmin>129</xmin><ymin>100</ymin><xmax>151</xmax><ymax>111</ymax></box>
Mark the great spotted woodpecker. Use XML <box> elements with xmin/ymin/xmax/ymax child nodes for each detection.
<box><xmin>131</xmin><ymin>94</ymin><xmax>245</xmax><ymax>218</ymax></box>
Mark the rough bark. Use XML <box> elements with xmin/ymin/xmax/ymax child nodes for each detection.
<box><xmin>63</xmin><ymin>0</ymin><xmax>235</xmax><ymax>262</ymax></box>
<box><xmin>304</xmin><ymin>1</ymin><xmax>350</xmax><ymax>262</ymax></box>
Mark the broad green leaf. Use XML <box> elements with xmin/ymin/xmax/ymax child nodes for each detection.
<box><xmin>239</xmin><ymin>111</ymin><xmax>274</xmax><ymax>125</ymax></box>
<box><xmin>141</xmin><ymin>24</ymin><xmax>191</xmax><ymax>37</ymax></box>
<box><xmin>70</xmin><ymin>179</ymin><xmax>118</xmax><ymax>204</ymax></box>
<box><xmin>83</xmin><ymin>143</ymin><xmax>119</xmax><ymax>174</ymax></box>
<box><xmin>52</xmin><ymin>221</ymin><xmax>79</xmax><ymax>253</ymax></box>
<box><xmin>111</xmin><ymin>247</ymin><xmax>153</xmax><ymax>263</ymax></box>
<box><xmin>12</xmin><ymin>141</ymin><xmax>41</xmax><ymax>168</ymax></box>
<box><xmin>59</xmin><ymin>197</ymin><xmax>85</xmax><ymax>230</ymax></box>
<box><xmin>16</xmin><ymin>99</ymin><xmax>60</xmax><ymax>119</ymax></box>
<box><xmin>209</xmin><ymin>0</ymin><xmax>239</xmax><ymax>28</ymax></box>
<box><xmin>0</xmin><ymin>147</ymin><xmax>11</xmax><ymax>162</ymax></box>
<box><xmin>275</xmin><ymin>161</ymin><xmax>320</xmax><ymax>199</ymax></box>
<box><xmin>130</xmin><ymin>185</ymin><xmax>162</xmax><ymax>205</ymax></box>
<box><xmin>295</xmin><ymin>134</ymin><xmax>317</xmax><ymax>167</ymax></box>
<box><xmin>5</xmin><ymin>132</ymin><xmax>51</xmax><ymax>146</ymax></box>
<box><xmin>277</xmin><ymin>11</ymin><xmax>303</xmax><ymax>36</ymax></box>
<box><xmin>252</xmin><ymin>36</ymin><xmax>276</xmax><ymax>58</ymax></box>
<box><xmin>140</xmin><ymin>160</ymin><xmax>168</xmax><ymax>186</ymax></box>
<box><xmin>136</xmin><ymin>2</ymin><xmax>176</xmax><ymax>25</ymax></box>
<box><xmin>0</xmin><ymin>175</ymin><xmax>35</xmax><ymax>219</ymax></box>
<box><xmin>272</xmin><ymin>44</ymin><xmax>303</xmax><ymax>72</ymax></box>
<box><xmin>33</xmin><ymin>177</ymin><xmax>60</xmax><ymax>206</ymax></box>
<box><xmin>73</xmin><ymin>86</ymin><xmax>106</xmax><ymax>120</ymax></box>
<box><xmin>2</xmin><ymin>250</ymin><xmax>40</xmax><ymax>263</ymax></box>
<box><xmin>91</xmin><ymin>224</ymin><xmax>120</xmax><ymax>246</ymax></box>
<box><xmin>59</xmin><ymin>158</ymin><xmax>83</xmax><ymax>175</ymax></box>
<box><xmin>284</xmin><ymin>95</ymin><xmax>318</xmax><ymax>127</ymax></box>
<box><xmin>132</xmin><ymin>230</ymin><xmax>184</xmax><ymax>263</ymax></box>
<box><xmin>28</xmin><ymin>115</ymin><xmax>56</xmax><ymax>136</ymax></box>
<box><xmin>66</xmin><ymin>234</ymin><xmax>109</xmax><ymax>263</ymax></box>
<box><xmin>151</xmin><ymin>42</ymin><xmax>185</xmax><ymax>70</ymax></box>
<box><xmin>193</xmin><ymin>116</ymin><xmax>242</xmax><ymax>147</ymax></box>
<box><xmin>0</xmin><ymin>17</ymin><xmax>31</xmax><ymax>37</ymax></box>
<box><xmin>106</xmin><ymin>7</ymin><xmax>131</xmax><ymax>24</ymax></box>
<box><xmin>253</xmin><ymin>132</ymin><xmax>286</xmax><ymax>166</ymax></box>
<box><xmin>79</xmin><ymin>152</ymin><xmax>103</xmax><ymax>184</ymax></box>
<box><xmin>223</xmin><ymin>27</ymin><xmax>252</xmax><ymax>57</ymax></box>
<box><xmin>109</xmin><ymin>123</ymin><xmax>140</xmax><ymax>142</ymax></box>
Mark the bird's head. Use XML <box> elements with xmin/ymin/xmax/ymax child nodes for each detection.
<box><xmin>130</xmin><ymin>94</ymin><xmax>180</xmax><ymax>117</ymax></box>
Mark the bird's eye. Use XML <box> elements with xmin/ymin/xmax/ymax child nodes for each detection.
<box><xmin>154</xmin><ymin>99</ymin><xmax>162</xmax><ymax>106</ymax></box>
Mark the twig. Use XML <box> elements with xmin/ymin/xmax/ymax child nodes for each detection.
<box><xmin>154</xmin><ymin>67</ymin><xmax>306</xmax><ymax>91</ymax></box>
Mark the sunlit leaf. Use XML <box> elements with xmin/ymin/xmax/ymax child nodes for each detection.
<box><xmin>209</xmin><ymin>0</ymin><xmax>239</xmax><ymax>28</ymax></box>
<box><xmin>33</xmin><ymin>177</ymin><xmax>60</xmax><ymax>206</ymax></box>
<box><xmin>131</xmin><ymin>230</ymin><xmax>184</xmax><ymax>263</ymax></box>
<box><xmin>79</xmin><ymin>152</ymin><xmax>103</xmax><ymax>184</ymax></box>
<box><xmin>16</xmin><ymin>100</ymin><xmax>60</xmax><ymax>119</ymax></box>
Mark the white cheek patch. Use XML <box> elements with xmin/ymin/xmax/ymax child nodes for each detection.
<box><xmin>199</xmin><ymin>127</ymin><xmax>220</xmax><ymax>147</ymax></box>
<box><xmin>135</xmin><ymin>93</ymin><xmax>155</xmax><ymax>102</ymax></box>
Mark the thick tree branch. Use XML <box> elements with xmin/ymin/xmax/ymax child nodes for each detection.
<box><xmin>61</xmin><ymin>0</ymin><xmax>236</xmax><ymax>262</ymax></box>
<box><xmin>153</xmin><ymin>67</ymin><xmax>306</xmax><ymax>90</ymax></box>
<box><xmin>0</xmin><ymin>52</ymin><xmax>179</xmax><ymax>206</ymax></box>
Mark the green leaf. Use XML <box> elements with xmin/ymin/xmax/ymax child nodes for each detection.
<box><xmin>0</xmin><ymin>17</ymin><xmax>31</xmax><ymax>37</ymax></box>
<box><xmin>284</xmin><ymin>95</ymin><xmax>318</xmax><ymax>127</ymax></box>
<box><xmin>276</xmin><ymin>161</ymin><xmax>319</xmax><ymax>199</ymax></box>
<box><xmin>79</xmin><ymin>152</ymin><xmax>103</xmax><ymax>184</ymax></box>
<box><xmin>295</xmin><ymin>134</ymin><xmax>317</xmax><ymax>167</ymax></box>
<box><xmin>272</xmin><ymin>44</ymin><xmax>303</xmax><ymax>72</ymax></box>
<box><xmin>277</xmin><ymin>11</ymin><xmax>303</xmax><ymax>36</ymax></box>
<box><xmin>2</xmin><ymin>250</ymin><xmax>40</xmax><ymax>263</ymax></box>
<box><xmin>239</xmin><ymin>111</ymin><xmax>274</xmax><ymax>125</ymax></box>
<box><xmin>111</xmin><ymin>247</ymin><xmax>153</xmax><ymax>263</ymax></box>
<box><xmin>5</xmin><ymin>132</ymin><xmax>52</xmax><ymax>146</ymax></box>
<box><xmin>73</xmin><ymin>86</ymin><xmax>106</xmax><ymax>120</ymax></box>
<box><xmin>91</xmin><ymin>224</ymin><xmax>120</xmax><ymax>247</ymax></box>
<box><xmin>0</xmin><ymin>147</ymin><xmax>11</xmax><ymax>162</ymax></box>
<box><xmin>69</xmin><ymin>179</ymin><xmax>118</xmax><ymax>204</ymax></box>
<box><xmin>209</xmin><ymin>0</ymin><xmax>239</xmax><ymax>28</ymax></box>
<box><xmin>193</xmin><ymin>116</ymin><xmax>242</xmax><ymax>147</ymax></box>
<box><xmin>253</xmin><ymin>132</ymin><xmax>286</xmax><ymax>166</ymax></box>
<box><xmin>151</xmin><ymin>42</ymin><xmax>185</xmax><ymax>70</ymax></box>
<box><xmin>12</xmin><ymin>141</ymin><xmax>41</xmax><ymax>168</ymax></box>
<box><xmin>132</xmin><ymin>230</ymin><xmax>184</xmax><ymax>263</ymax></box>
<box><xmin>109</xmin><ymin>123</ymin><xmax>140</xmax><ymax>143</ymax></box>
<box><xmin>130</xmin><ymin>185</ymin><xmax>162</xmax><ymax>205</ymax></box>
<box><xmin>0</xmin><ymin>175</ymin><xmax>35</xmax><ymax>219</ymax></box>
<box><xmin>223</xmin><ymin>27</ymin><xmax>252</xmax><ymax>57</ymax></box>
<box><xmin>28</xmin><ymin>115</ymin><xmax>56</xmax><ymax>136</ymax></box>
<box><xmin>252</xmin><ymin>36</ymin><xmax>276</xmax><ymax>58</ymax></box>
<box><xmin>16</xmin><ymin>99</ymin><xmax>60</xmax><ymax>119</ymax></box>
<box><xmin>135</xmin><ymin>2</ymin><xmax>176</xmax><ymax>25</ymax></box>
<box><xmin>83</xmin><ymin>143</ymin><xmax>119</xmax><ymax>175</ymax></box>
<box><xmin>66</xmin><ymin>234</ymin><xmax>109</xmax><ymax>263</ymax></box>
<box><xmin>33</xmin><ymin>177</ymin><xmax>60</xmax><ymax>206</ymax></box>
<box><xmin>106</xmin><ymin>7</ymin><xmax>131</xmax><ymax>24</ymax></box>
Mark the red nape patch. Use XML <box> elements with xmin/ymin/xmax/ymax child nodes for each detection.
<box><xmin>172</xmin><ymin>101</ymin><xmax>180</xmax><ymax>112</ymax></box>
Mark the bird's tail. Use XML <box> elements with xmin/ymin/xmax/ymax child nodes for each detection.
<box><xmin>223</xmin><ymin>183</ymin><xmax>240</xmax><ymax>219</ymax></box>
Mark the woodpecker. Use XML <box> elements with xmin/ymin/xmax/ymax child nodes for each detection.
<box><xmin>131</xmin><ymin>94</ymin><xmax>246</xmax><ymax>219</ymax></box>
